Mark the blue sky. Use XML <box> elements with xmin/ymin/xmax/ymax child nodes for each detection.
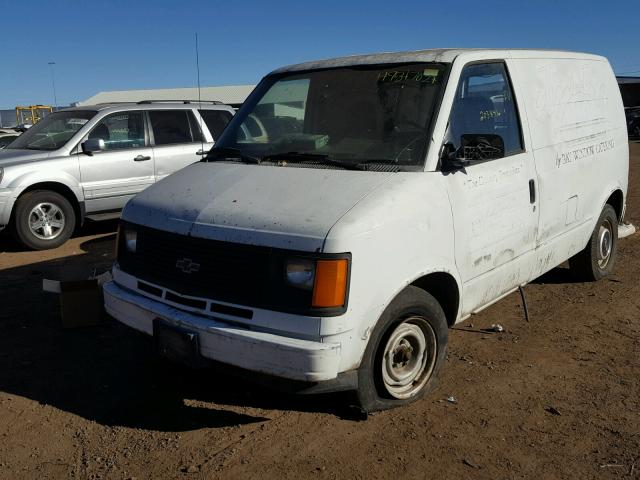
<box><xmin>0</xmin><ymin>0</ymin><xmax>638</xmax><ymax>108</ymax></box>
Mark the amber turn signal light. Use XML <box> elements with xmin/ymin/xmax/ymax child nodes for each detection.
<box><xmin>312</xmin><ymin>259</ymin><xmax>348</xmax><ymax>308</ymax></box>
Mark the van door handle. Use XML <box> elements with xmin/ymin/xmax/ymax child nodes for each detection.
<box><xmin>529</xmin><ymin>179</ymin><xmax>536</xmax><ymax>203</ymax></box>
<box><xmin>134</xmin><ymin>155</ymin><xmax>151</xmax><ymax>162</ymax></box>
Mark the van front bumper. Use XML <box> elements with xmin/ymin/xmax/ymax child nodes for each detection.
<box><xmin>104</xmin><ymin>281</ymin><xmax>342</xmax><ymax>383</ymax></box>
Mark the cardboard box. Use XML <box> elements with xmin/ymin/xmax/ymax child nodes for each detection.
<box><xmin>59</xmin><ymin>280</ymin><xmax>104</xmax><ymax>328</ymax></box>
<box><xmin>42</xmin><ymin>271</ymin><xmax>112</xmax><ymax>328</ymax></box>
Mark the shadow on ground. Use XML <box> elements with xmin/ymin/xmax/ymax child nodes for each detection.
<box><xmin>530</xmin><ymin>266</ymin><xmax>583</xmax><ymax>285</ymax></box>
<box><xmin>0</xmin><ymin>218</ymin><xmax>120</xmax><ymax>253</ymax></box>
<box><xmin>0</xmin><ymin>234</ymin><xmax>361</xmax><ymax>431</ymax></box>
<box><xmin>2</xmin><ymin>221</ymin><xmax>605</xmax><ymax>431</ymax></box>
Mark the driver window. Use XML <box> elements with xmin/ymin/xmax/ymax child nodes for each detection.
<box><xmin>87</xmin><ymin>111</ymin><xmax>146</xmax><ymax>151</ymax></box>
<box><xmin>445</xmin><ymin>62</ymin><xmax>523</xmax><ymax>158</ymax></box>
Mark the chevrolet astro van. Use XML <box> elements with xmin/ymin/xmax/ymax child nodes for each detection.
<box><xmin>104</xmin><ymin>49</ymin><xmax>628</xmax><ymax>412</ymax></box>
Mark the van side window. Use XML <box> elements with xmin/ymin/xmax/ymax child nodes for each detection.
<box><xmin>87</xmin><ymin>111</ymin><xmax>146</xmax><ymax>151</ymax></box>
<box><xmin>445</xmin><ymin>62</ymin><xmax>523</xmax><ymax>157</ymax></box>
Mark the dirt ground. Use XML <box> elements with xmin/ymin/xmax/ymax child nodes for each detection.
<box><xmin>1</xmin><ymin>142</ymin><xmax>639</xmax><ymax>480</ymax></box>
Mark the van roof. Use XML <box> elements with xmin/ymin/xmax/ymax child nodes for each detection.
<box><xmin>271</xmin><ymin>48</ymin><xmax>606</xmax><ymax>74</ymax></box>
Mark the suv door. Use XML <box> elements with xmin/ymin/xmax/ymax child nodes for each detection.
<box><xmin>441</xmin><ymin>61</ymin><xmax>539</xmax><ymax>316</ymax></box>
<box><xmin>78</xmin><ymin>110</ymin><xmax>154</xmax><ymax>212</ymax></box>
<box><xmin>148</xmin><ymin>109</ymin><xmax>210</xmax><ymax>181</ymax></box>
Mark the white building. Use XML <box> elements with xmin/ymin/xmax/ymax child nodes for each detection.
<box><xmin>78</xmin><ymin>84</ymin><xmax>256</xmax><ymax>108</ymax></box>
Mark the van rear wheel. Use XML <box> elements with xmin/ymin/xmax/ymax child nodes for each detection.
<box><xmin>569</xmin><ymin>204</ymin><xmax>618</xmax><ymax>281</ymax></box>
<box><xmin>11</xmin><ymin>190</ymin><xmax>76</xmax><ymax>250</ymax></box>
<box><xmin>357</xmin><ymin>286</ymin><xmax>448</xmax><ymax>413</ymax></box>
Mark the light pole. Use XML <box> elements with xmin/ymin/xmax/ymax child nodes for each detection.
<box><xmin>47</xmin><ymin>62</ymin><xmax>58</xmax><ymax>109</ymax></box>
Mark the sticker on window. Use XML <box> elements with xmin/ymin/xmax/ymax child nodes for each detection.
<box><xmin>377</xmin><ymin>69</ymin><xmax>441</xmax><ymax>85</ymax></box>
<box><xmin>67</xmin><ymin>118</ymin><xmax>89</xmax><ymax>125</ymax></box>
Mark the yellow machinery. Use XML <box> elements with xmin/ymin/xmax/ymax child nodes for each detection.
<box><xmin>15</xmin><ymin>105</ymin><xmax>54</xmax><ymax>125</ymax></box>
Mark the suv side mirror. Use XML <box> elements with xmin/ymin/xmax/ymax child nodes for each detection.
<box><xmin>82</xmin><ymin>138</ymin><xmax>105</xmax><ymax>155</ymax></box>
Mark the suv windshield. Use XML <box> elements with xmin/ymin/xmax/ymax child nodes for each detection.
<box><xmin>7</xmin><ymin>110</ymin><xmax>97</xmax><ymax>151</ymax></box>
<box><xmin>212</xmin><ymin>63</ymin><xmax>447</xmax><ymax>170</ymax></box>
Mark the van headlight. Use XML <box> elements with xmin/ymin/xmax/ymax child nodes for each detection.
<box><xmin>285</xmin><ymin>258</ymin><xmax>315</xmax><ymax>290</ymax></box>
<box><xmin>124</xmin><ymin>229</ymin><xmax>137</xmax><ymax>253</ymax></box>
<box><xmin>285</xmin><ymin>257</ymin><xmax>349</xmax><ymax>309</ymax></box>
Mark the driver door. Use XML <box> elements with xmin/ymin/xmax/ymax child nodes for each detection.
<box><xmin>441</xmin><ymin>61</ymin><xmax>539</xmax><ymax>316</ymax></box>
<box><xmin>78</xmin><ymin>111</ymin><xmax>155</xmax><ymax>212</ymax></box>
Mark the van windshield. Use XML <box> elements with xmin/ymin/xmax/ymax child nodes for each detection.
<box><xmin>212</xmin><ymin>63</ymin><xmax>447</xmax><ymax>170</ymax></box>
<box><xmin>7</xmin><ymin>110</ymin><xmax>96</xmax><ymax>151</ymax></box>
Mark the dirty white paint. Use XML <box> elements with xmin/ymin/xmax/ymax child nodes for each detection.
<box><xmin>106</xmin><ymin>49</ymin><xmax>628</xmax><ymax>384</ymax></box>
<box><xmin>104</xmin><ymin>281</ymin><xmax>341</xmax><ymax>382</ymax></box>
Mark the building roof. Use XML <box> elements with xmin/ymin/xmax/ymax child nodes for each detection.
<box><xmin>272</xmin><ymin>48</ymin><xmax>605</xmax><ymax>74</ymax></box>
<box><xmin>78</xmin><ymin>84</ymin><xmax>256</xmax><ymax>106</ymax></box>
<box><xmin>617</xmin><ymin>76</ymin><xmax>640</xmax><ymax>84</ymax></box>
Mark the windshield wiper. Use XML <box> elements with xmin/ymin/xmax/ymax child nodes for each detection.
<box><xmin>354</xmin><ymin>158</ymin><xmax>403</xmax><ymax>170</ymax></box>
<box><xmin>261</xmin><ymin>152</ymin><xmax>365</xmax><ymax>171</ymax></box>
<box><xmin>204</xmin><ymin>147</ymin><xmax>262</xmax><ymax>164</ymax></box>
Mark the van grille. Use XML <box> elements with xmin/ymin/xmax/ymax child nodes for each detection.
<box><xmin>117</xmin><ymin>222</ymin><xmax>315</xmax><ymax>314</ymax></box>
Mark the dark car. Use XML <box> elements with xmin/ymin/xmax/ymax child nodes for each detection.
<box><xmin>626</xmin><ymin>107</ymin><xmax>640</xmax><ymax>138</ymax></box>
<box><xmin>0</xmin><ymin>132</ymin><xmax>20</xmax><ymax>149</ymax></box>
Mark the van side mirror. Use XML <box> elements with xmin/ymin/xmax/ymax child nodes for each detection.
<box><xmin>441</xmin><ymin>134</ymin><xmax>505</xmax><ymax>172</ymax></box>
<box><xmin>458</xmin><ymin>134</ymin><xmax>504</xmax><ymax>161</ymax></box>
<box><xmin>81</xmin><ymin>138</ymin><xmax>105</xmax><ymax>155</ymax></box>
<box><xmin>440</xmin><ymin>142</ymin><xmax>467</xmax><ymax>171</ymax></box>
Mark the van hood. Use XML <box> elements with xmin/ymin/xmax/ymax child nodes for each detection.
<box><xmin>0</xmin><ymin>149</ymin><xmax>50</xmax><ymax>168</ymax></box>
<box><xmin>122</xmin><ymin>162</ymin><xmax>394</xmax><ymax>251</ymax></box>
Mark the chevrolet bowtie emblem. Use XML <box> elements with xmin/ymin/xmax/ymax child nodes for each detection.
<box><xmin>175</xmin><ymin>258</ymin><xmax>200</xmax><ymax>274</ymax></box>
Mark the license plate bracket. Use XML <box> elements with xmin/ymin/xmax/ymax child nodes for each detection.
<box><xmin>153</xmin><ymin>319</ymin><xmax>205</xmax><ymax>367</ymax></box>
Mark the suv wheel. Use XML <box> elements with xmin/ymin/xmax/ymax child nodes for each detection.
<box><xmin>357</xmin><ymin>286</ymin><xmax>448</xmax><ymax>413</ymax></box>
<box><xmin>11</xmin><ymin>190</ymin><xmax>76</xmax><ymax>250</ymax></box>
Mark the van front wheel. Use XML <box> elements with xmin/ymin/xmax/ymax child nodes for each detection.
<box><xmin>569</xmin><ymin>204</ymin><xmax>618</xmax><ymax>281</ymax></box>
<box><xmin>357</xmin><ymin>286</ymin><xmax>448</xmax><ymax>413</ymax></box>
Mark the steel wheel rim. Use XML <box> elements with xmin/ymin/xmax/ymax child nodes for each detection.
<box><xmin>29</xmin><ymin>202</ymin><xmax>65</xmax><ymax>240</ymax></box>
<box><xmin>597</xmin><ymin>218</ymin><xmax>613</xmax><ymax>269</ymax></box>
<box><xmin>381</xmin><ymin>316</ymin><xmax>437</xmax><ymax>399</ymax></box>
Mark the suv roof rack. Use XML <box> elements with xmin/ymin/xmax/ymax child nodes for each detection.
<box><xmin>136</xmin><ymin>100</ymin><xmax>223</xmax><ymax>105</ymax></box>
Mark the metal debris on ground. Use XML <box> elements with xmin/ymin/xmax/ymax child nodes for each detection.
<box><xmin>445</xmin><ymin>395</ymin><xmax>458</xmax><ymax>404</ymax></box>
<box><xmin>545</xmin><ymin>406</ymin><xmax>561</xmax><ymax>416</ymax></box>
<box><xmin>618</xmin><ymin>222</ymin><xmax>636</xmax><ymax>239</ymax></box>
<box><xmin>463</xmin><ymin>458</ymin><xmax>481</xmax><ymax>469</ymax></box>
<box><xmin>483</xmin><ymin>324</ymin><xmax>505</xmax><ymax>333</ymax></box>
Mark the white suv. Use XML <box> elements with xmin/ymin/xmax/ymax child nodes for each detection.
<box><xmin>0</xmin><ymin>101</ymin><xmax>234</xmax><ymax>249</ymax></box>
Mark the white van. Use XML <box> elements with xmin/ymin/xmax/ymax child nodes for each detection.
<box><xmin>104</xmin><ymin>49</ymin><xmax>628</xmax><ymax>412</ymax></box>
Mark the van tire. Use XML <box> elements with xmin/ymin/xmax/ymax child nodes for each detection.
<box><xmin>569</xmin><ymin>204</ymin><xmax>618</xmax><ymax>281</ymax></box>
<box><xmin>356</xmin><ymin>286</ymin><xmax>448</xmax><ymax>413</ymax></box>
<box><xmin>11</xmin><ymin>190</ymin><xmax>76</xmax><ymax>250</ymax></box>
